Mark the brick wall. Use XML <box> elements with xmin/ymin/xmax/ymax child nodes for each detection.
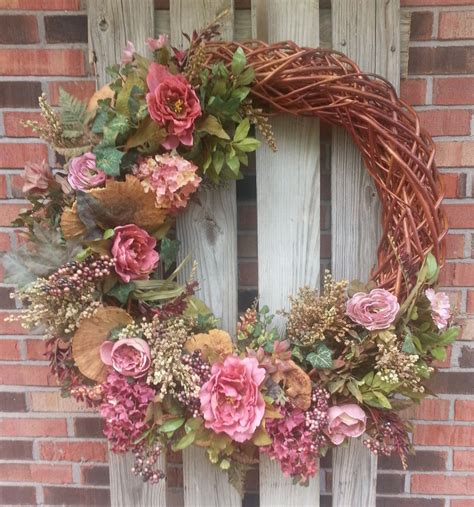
<box><xmin>0</xmin><ymin>0</ymin><xmax>473</xmax><ymax>506</ymax></box>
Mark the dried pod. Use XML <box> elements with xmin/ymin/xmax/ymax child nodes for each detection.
<box><xmin>273</xmin><ymin>360</ymin><xmax>312</xmax><ymax>410</ymax></box>
<box><xmin>185</xmin><ymin>329</ymin><xmax>234</xmax><ymax>363</ymax></box>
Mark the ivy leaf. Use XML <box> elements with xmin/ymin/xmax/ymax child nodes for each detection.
<box><xmin>306</xmin><ymin>343</ymin><xmax>333</xmax><ymax>369</ymax></box>
<box><xmin>107</xmin><ymin>282</ymin><xmax>136</xmax><ymax>304</ymax></box>
<box><xmin>102</xmin><ymin>114</ymin><xmax>130</xmax><ymax>146</ymax></box>
<box><xmin>93</xmin><ymin>146</ymin><xmax>124</xmax><ymax>176</ymax></box>
<box><xmin>231</xmin><ymin>47</ymin><xmax>247</xmax><ymax>76</ymax></box>
<box><xmin>402</xmin><ymin>333</ymin><xmax>418</xmax><ymax>354</ymax></box>
<box><xmin>197</xmin><ymin>115</ymin><xmax>230</xmax><ymax>140</ymax></box>
<box><xmin>160</xmin><ymin>238</ymin><xmax>180</xmax><ymax>271</ymax></box>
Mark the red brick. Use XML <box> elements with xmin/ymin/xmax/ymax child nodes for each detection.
<box><xmin>413</xmin><ymin>398</ymin><xmax>450</xmax><ymax>420</ymax></box>
<box><xmin>457</xmin><ymin>317</ymin><xmax>474</xmax><ymax>340</ymax></box>
<box><xmin>414</xmin><ymin>424</ymin><xmax>474</xmax><ymax>446</ymax></box>
<box><xmin>468</xmin><ymin>292</ymin><xmax>474</xmax><ymax>314</ymax></box>
<box><xmin>0</xmin><ymin>485</ymin><xmax>36</xmax><ymax>505</ymax></box>
<box><xmin>0</xmin><ymin>232</ymin><xmax>11</xmax><ymax>252</ymax></box>
<box><xmin>45</xmin><ymin>15</ymin><xmax>87</xmax><ymax>44</ymax></box>
<box><xmin>434</xmin><ymin>77</ymin><xmax>474</xmax><ymax>105</ymax></box>
<box><xmin>0</xmin><ymin>463</ymin><xmax>72</xmax><ymax>484</ymax></box>
<box><xmin>410</xmin><ymin>11</ymin><xmax>433</xmax><ymax>41</ymax></box>
<box><xmin>3</xmin><ymin>112</ymin><xmax>42</xmax><ymax>138</ymax></box>
<box><xmin>412</xmin><ymin>473</ymin><xmax>474</xmax><ymax>494</ymax></box>
<box><xmin>25</xmin><ymin>339</ymin><xmax>46</xmax><ymax>360</ymax></box>
<box><xmin>0</xmin><ymin>418</ymin><xmax>67</xmax><ymax>437</ymax></box>
<box><xmin>0</xmin><ymin>364</ymin><xmax>55</xmax><ymax>386</ymax></box>
<box><xmin>238</xmin><ymin>204</ymin><xmax>257</xmax><ymax>230</ymax></box>
<box><xmin>436</xmin><ymin>141</ymin><xmax>474</xmax><ymax>168</ymax></box>
<box><xmin>10</xmin><ymin>174</ymin><xmax>24</xmax><ymax>199</ymax></box>
<box><xmin>0</xmin><ymin>312</ymin><xmax>27</xmax><ymax>334</ymax></box>
<box><xmin>0</xmin><ymin>15</ymin><xmax>38</xmax><ymax>44</ymax></box>
<box><xmin>439</xmin><ymin>263</ymin><xmax>474</xmax><ymax>286</ymax></box>
<box><xmin>455</xmin><ymin>400</ymin><xmax>474</xmax><ymax>421</ymax></box>
<box><xmin>80</xmin><ymin>465</ymin><xmax>109</xmax><ymax>486</ymax></box>
<box><xmin>0</xmin><ymin>49</ymin><xmax>85</xmax><ymax>77</ymax></box>
<box><xmin>451</xmin><ymin>501</ymin><xmax>474</xmax><ymax>507</ymax></box>
<box><xmin>446</xmin><ymin>205</ymin><xmax>474</xmax><ymax>229</ymax></box>
<box><xmin>48</xmin><ymin>80</ymin><xmax>96</xmax><ymax>106</ymax></box>
<box><xmin>439</xmin><ymin>11</ymin><xmax>474</xmax><ymax>40</ymax></box>
<box><xmin>0</xmin><ymin>392</ymin><xmax>26</xmax><ymax>412</ymax></box>
<box><xmin>40</xmin><ymin>441</ymin><xmax>108</xmax><ymax>462</ymax></box>
<box><xmin>30</xmin><ymin>391</ymin><xmax>92</xmax><ymax>412</ymax></box>
<box><xmin>0</xmin><ymin>142</ymin><xmax>47</xmax><ymax>169</ymax></box>
<box><xmin>400</xmin><ymin>79</ymin><xmax>426</xmax><ymax>105</ymax></box>
<box><xmin>0</xmin><ymin>440</ymin><xmax>33</xmax><ymax>460</ymax></box>
<box><xmin>0</xmin><ymin>204</ymin><xmax>30</xmax><ymax>226</ymax></box>
<box><xmin>402</xmin><ymin>0</ymin><xmax>474</xmax><ymax>5</ymax></box>
<box><xmin>0</xmin><ymin>339</ymin><xmax>20</xmax><ymax>360</ymax></box>
<box><xmin>237</xmin><ymin>234</ymin><xmax>257</xmax><ymax>258</ymax></box>
<box><xmin>441</xmin><ymin>172</ymin><xmax>466</xmax><ymax>198</ymax></box>
<box><xmin>409</xmin><ymin>47</ymin><xmax>474</xmax><ymax>75</ymax></box>
<box><xmin>418</xmin><ymin>110</ymin><xmax>471</xmax><ymax>137</ymax></box>
<box><xmin>0</xmin><ymin>175</ymin><xmax>7</xmax><ymax>198</ymax></box>
<box><xmin>454</xmin><ymin>451</ymin><xmax>474</xmax><ymax>471</ymax></box>
<box><xmin>43</xmin><ymin>486</ymin><xmax>110</xmax><ymax>506</ymax></box>
<box><xmin>239</xmin><ymin>261</ymin><xmax>258</xmax><ymax>286</ymax></box>
<box><xmin>446</xmin><ymin>234</ymin><xmax>465</xmax><ymax>259</ymax></box>
<box><xmin>0</xmin><ymin>0</ymin><xmax>80</xmax><ymax>10</ymax></box>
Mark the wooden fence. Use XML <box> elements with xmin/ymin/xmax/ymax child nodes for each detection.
<box><xmin>87</xmin><ymin>0</ymin><xmax>401</xmax><ymax>505</ymax></box>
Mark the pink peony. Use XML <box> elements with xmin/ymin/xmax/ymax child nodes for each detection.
<box><xmin>111</xmin><ymin>224</ymin><xmax>159</xmax><ymax>283</ymax></box>
<box><xmin>22</xmin><ymin>160</ymin><xmax>53</xmax><ymax>194</ymax></box>
<box><xmin>121</xmin><ymin>40</ymin><xmax>135</xmax><ymax>64</ymax></box>
<box><xmin>146</xmin><ymin>63</ymin><xmax>201</xmax><ymax>149</ymax></box>
<box><xmin>425</xmin><ymin>289</ymin><xmax>451</xmax><ymax>330</ymax></box>
<box><xmin>67</xmin><ymin>152</ymin><xmax>106</xmax><ymax>190</ymax></box>
<box><xmin>326</xmin><ymin>404</ymin><xmax>367</xmax><ymax>445</ymax></box>
<box><xmin>133</xmin><ymin>154</ymin><xmax>201</xmax><ymax>214</ymax></box>
<box><xmin>146</xmin><ymin>35</ymin><xmax>168</xmax><ymax>51</ymax></box>
<box><xmin>346</xmin><ymin>288</ymin><xmax>400</xmax><ymax>331</ymax></box>
<box><xmin>100</xmin><ymin>338</ymin><xmax>151</xmax><ymax>378</ymax></box>
<box><xmin>200</xmin><ymin>355</ymin><xmax>266</xmax><ymax>443</ymax></box>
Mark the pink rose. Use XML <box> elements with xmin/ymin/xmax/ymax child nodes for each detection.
<box><xmin>346</xmin><ymin>288</ymin><xmax>400</xmax><ymax>331</ymax></box>
<box><xmin>100</xmin><ymin>338</ymin><xmax>151</xmax><ymax>378</ymax></box>
<box><xmin>146</xmin><ymin>35</ymin><xmax>168</xmax><ymax>51</ymax></box>
<box><xmin>22</xmin><ymin>160</ymin><xmax>53</xmax><ymax>194</ymax></box>
<box><xmin>326</xmin><ymin>404</ymin><xmax>366</xmax><ymax>445</ymax></box>
<box><xmin>146</xmin><ymin>63</ymin><xmax>201</xmax><ymax>149</ymax></box>
<box><xmin>68</xmin><ymin>152</ymin><xmax>107</xmax><ymax>190</ymax></box>
<box><xmin>121</xmin><ymin>40</ymin><xmax>135</xmax><ymax>64</ymax></box>
<box><xmin>425</xmin><ymin>289</ymin><xmax>451</xmax><ymax>330</ymax></box>
<box><xmin>111</xmin><ymin>224</ymin><xmax>159</xmax><ymax>283</ymax></box>
<box><xmin>200</xmin><ymin>355</ymin><xmax>266</xmax><ymax>443</ymax></box>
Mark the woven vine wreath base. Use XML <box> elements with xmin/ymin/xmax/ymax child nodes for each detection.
<box><xmin>203</xmin><ymin>40</ymin><xmax>447</xmax><ymax>302</ymax></box>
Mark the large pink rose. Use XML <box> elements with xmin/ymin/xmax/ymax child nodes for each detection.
<box><xmin>68</xmin><ymin>152</ymin><xmax>107</xmax><ymax>190</ymax></box>
<box><xmin>100</xmin><ymin>338</ymin><xmax>151</xmax><ymax>378</ymax></box>
<box><xmin>346</xmin><ymin>288</ymin><xmax>400</xmax><ymax>331</ymax></box>
<box><xmin>146</xmin><ymin>63</ymin><xmax>201</xmax><ymax>149</ymax></box>
<box><xmin>326</xmin><ymin>404</ymin><xmax>366</xmax><ymax>445</ymax></box>
<box><xmin>425</xmin><ymin>289</ymin><xmax>451</xmax><ymax>330</ymax></box>
<box><xmin>200</xmin><ymin>355</ymin><xmax>266</xmax><ymax>443</ymax></box>
<box><xmin>22</xmin><ymin>160</ymin><xmax>53</xmax><ymax>194</ymax></box>
<box><xmin>111</xmin><ymin>224</ymin><xmax>159</xmax><ymax>283</ymax></box>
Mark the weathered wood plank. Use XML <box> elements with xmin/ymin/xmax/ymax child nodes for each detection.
<box><xmin>252</xmin><ymin>1</ymin><xmax>321</xmax><ymax>506</ymax></box>
<box><xmin>87</xmin><ymin>2</ymin><xmax>167</xmax><ymax>506</ymax></box>
<box><xmin>170</xmin><ymin>2</ymin><xmax>240</xmax><ymax>506</ymax></box>
<box><xmin>330</xmin><ymin>1</ymin><xmax>400</xmax><ymax>506</ymax></box>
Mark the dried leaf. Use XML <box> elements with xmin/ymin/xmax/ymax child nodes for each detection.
<box><xmin>272</xmin><ymin>360</ymin><xmax>312</xmax><ymax>410</ymax></box>
<box><xmin>61</xmin><ymin>203</ymin><xmax>86</xmax><ymax>240</ymax></box>
<box><xmin>185</xmin><ymin>329</ymin><xmax>234</xmax><ymax>363</ymax></box>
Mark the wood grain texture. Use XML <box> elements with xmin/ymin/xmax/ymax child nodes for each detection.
<box><xmin>170</xmin><ymin>2</ymin><xmax>240</xmax><ymax>506</ymax></box>
<box><xmin>331</xmin><ymin>1</ymin><xmax>400</xmax><ymax>506</ymax></box>
<box><xmin>87</xmin><ymin>2</ymin><xmax>167</xmax><ymax>506</ymax></box>
<box><xmin>88</xmin><ymin>0</ymin><xmax>154</xmax><ymax>88</ymax></box>
<box><xmin>252</xmin><ymin>1</ymin><xmax>321</xmax><ymax>505</ymax></box>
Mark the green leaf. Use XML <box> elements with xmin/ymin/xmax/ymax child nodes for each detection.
<box><xmin>124</xmin><ymin>117</ymin><xmax>166</xmax><ymax>151</ymax></box>
<box><xmin>328</xmin><ymin>378</ymin><xmax>346</xmax><ymax>394</ymax></box>
<box><xmin>159</xmin><ymin>417</ymin><xmax>185</xmax><ymax>434</ymax></box>
<box><xmin>431</xmin><ymin>346</ymin><xmax>446</xmax><ymax>361</ymax></box>
<box><xmin>231</xmin><ymin>47</ymin><xmax>247</xmax><ymax>76</ymax></box>
<box><xmin>107</xmin><ymin>282</ymin><xmax>136</xmax><ymax>304</ymax></box>
<box><xmin>58</xmin><ymin>87</ymin><xmax>87</xmax><ymax>134</ymax></box>
<box><xmin>231</xmin><ymin>87</ymin><xmax>251</xmax><ymax>102</ymax></box>
<box><xmin>171</xmin><ymin>431</ymin><xmax>196</xmax><ymax>451</ymax></box>
<box><xmin>402</xmin><ymin>334</ymin><xmax>418</xmax><ymax>354</ymax></box>
<box><xmin>115</xmin><ymin>74</ymin><xmax>144</xmax><ymax>116</ymax></box>
<box><xmin>347</xmin><ymin>379</ymin><xmax>363</xmax><ymax>402</ymax></box>
<box><xmin>103</xmin><ymin>228</ymin><xmax>115</xmax><ymax>240</ymax></box>
<box><xmin>233</xmin><ymin>137</ymin><xmax>260</xmax><ymax>152</ymax></box>
<box><xmin>102</xmin><ymin>114</ymin><xmax>130</xmax><ymax>145</ymax></box>
<box><xmin>425</xmin><ymin>252</ymin><xmax>438</xmax><ymax>281</ymax></box>
<box><xmin>197</xmin><ymin>115</ymin><xmax>230</xmax><ymax>140</ymax></box>
<box><xmin>373</xmin><ymin>391</ymin><xmax>392</xmax><ymax>409</ymax></box>
<box><xmin>93</xmin><ymin>146</ymin><xmax>124</xmax><ymax>176</ymax></box>
<box><xmin>306</xmin><ymin>343</ymin><xmax>333</xmax><ymax>369</ymax></box>
<box><xmin>233</xmin><ymin>118</ymin><xmax>250</xmax><ymax>143</ymax></box>
<box><xmin>236</xmin><ymin>67</ymin><xmax>255</xmax><ymax>86</ymax></box>
<box><xmin>252</xmin><ymin>426</ymin><xmax>272</xmax><ymax>446</ymax></box>
<box><xmin>437</xmin><ymin>326</ymin><xmax>460</xmax><ymax>346</ymax></box>
<box><xmin>226</xmin><ymin>153</ymin><xmax>240</xmax><ymax>175</ymax></box>
<box><xmin>212</xmin><ymin>150</ymin><xmax>225</xmax><ymax>174</ymax></box>
<box><xmin>160</xmin><ymin>238</ymin><xmax>180</xmax><ymax>271</ymax></box>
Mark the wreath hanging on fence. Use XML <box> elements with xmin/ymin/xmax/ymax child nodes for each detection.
<box><xmin>6</xmin><ymin>20</ymin><xmax>459</xmax><ymax>493</ymax></box>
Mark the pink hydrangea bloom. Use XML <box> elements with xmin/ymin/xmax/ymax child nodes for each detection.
<box><xmin>111</xmin><ymin>224</ymin><xmax>159</xmax><ymax>283</ymax></box>
<box><xmin>425</xmin><ymin>288</ymin><xmax>451</xmax><ymax>330</ymax></box>
<box><xmin>346</xmin><ymin>288</ymin><xmax>400</xmax><ymax>330</ymax></box>
<box><xmin>146</xmin><ymin>35</ymin><xmax>168</xmax><ymax>51</ymax></box>
<box><xmin>100</xmin><ymin>338</ymin><xmax>151</xmax><ymax>378</ymax></box>
<box><xmin>199</xmin><ymin>355</ymin><xmax>265</xmax><ymax>443</ymax></box>
<box><xmin>326</xmin><ymin>404</ymin><xmax>366</xmax><ymax>445</ymax></box>
<box><xmin>100</xmin><ymin>372</ymin><xmax>155</xmax><ymax>453</ymax></box>
<box><xmin>146</xmin><ymin>63</ymin><xmax>201</xmax><ymax>149</ymax></box>
<box><xmin>67</xmin><ymin>152</ymin><xmax>106</xmax><ymax>190</ymax></box>
<box><xmin>22</xmin><ymin>160</ymin><xmax>53</xmax><ymax>194</ymax></box>
<box><xmin>133</xmin><ymin>154</ymin><xmax>201</xmax><ymax>214</ymax></box>
<box><xmin>121</xmin><ymin>40</ymin><xmax>135</xmax><ymax>64</ymax></box>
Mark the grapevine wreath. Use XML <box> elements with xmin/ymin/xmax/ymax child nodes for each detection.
<box><xmin>6</xmin><ymin>20</ymin><xmax>459</xmax><ymax>493</ymax></box>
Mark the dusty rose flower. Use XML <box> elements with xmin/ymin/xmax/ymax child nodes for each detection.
<box><xmin>146</xmin><ymin>63</ymin><xmax>201</xmax><ymax>149</ymax></box>
<box><xmin>67</xmin><ymin>152</ymin><xmax>106</xmax><ymax>190</ymax></box>
<box><xmin>346</xmin><ymin>288</ymin><xmax>400</xmax><ymax>331</ymax></box>
<box><xmin>425</xmin><ymin>288</ymin><xmax>451</xmax><ymax>330</ymax></box>
<box><xmin>133</xmin><ymin>154</ymin><xmax>201</xmax><ymax>214</ymax></box>
<box><xmin>22</xmin><ymin>160</ymin><xmax>53</xmax><ymax>194</ymax></box>
<box><xmin>121</xmin><ymin>40</ymin><xmax>135</xmax><ymax>64</ymax></box>
<box><xmin>100</xmin><ymin>338</ymin><xmax>151</xmax><ymax>378</ymax></box>
<box><xmin>111</xmin><ymin>224</ymin><xmax>159</xmax><ymax>282</ymax></box>
<box><xmin>200</xmin><ymin>355</ymin><xmax>266</xmax><ymax>443</ymax></box>
<box><xmin>326</xmin><ymin>404</ymin><xmax>367</xmax><ymax>445</ymax></box>
<box><xmin>146</xmin><ymin>35</ymin><xmax>168</xmax><ymax>51</ymax></box>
